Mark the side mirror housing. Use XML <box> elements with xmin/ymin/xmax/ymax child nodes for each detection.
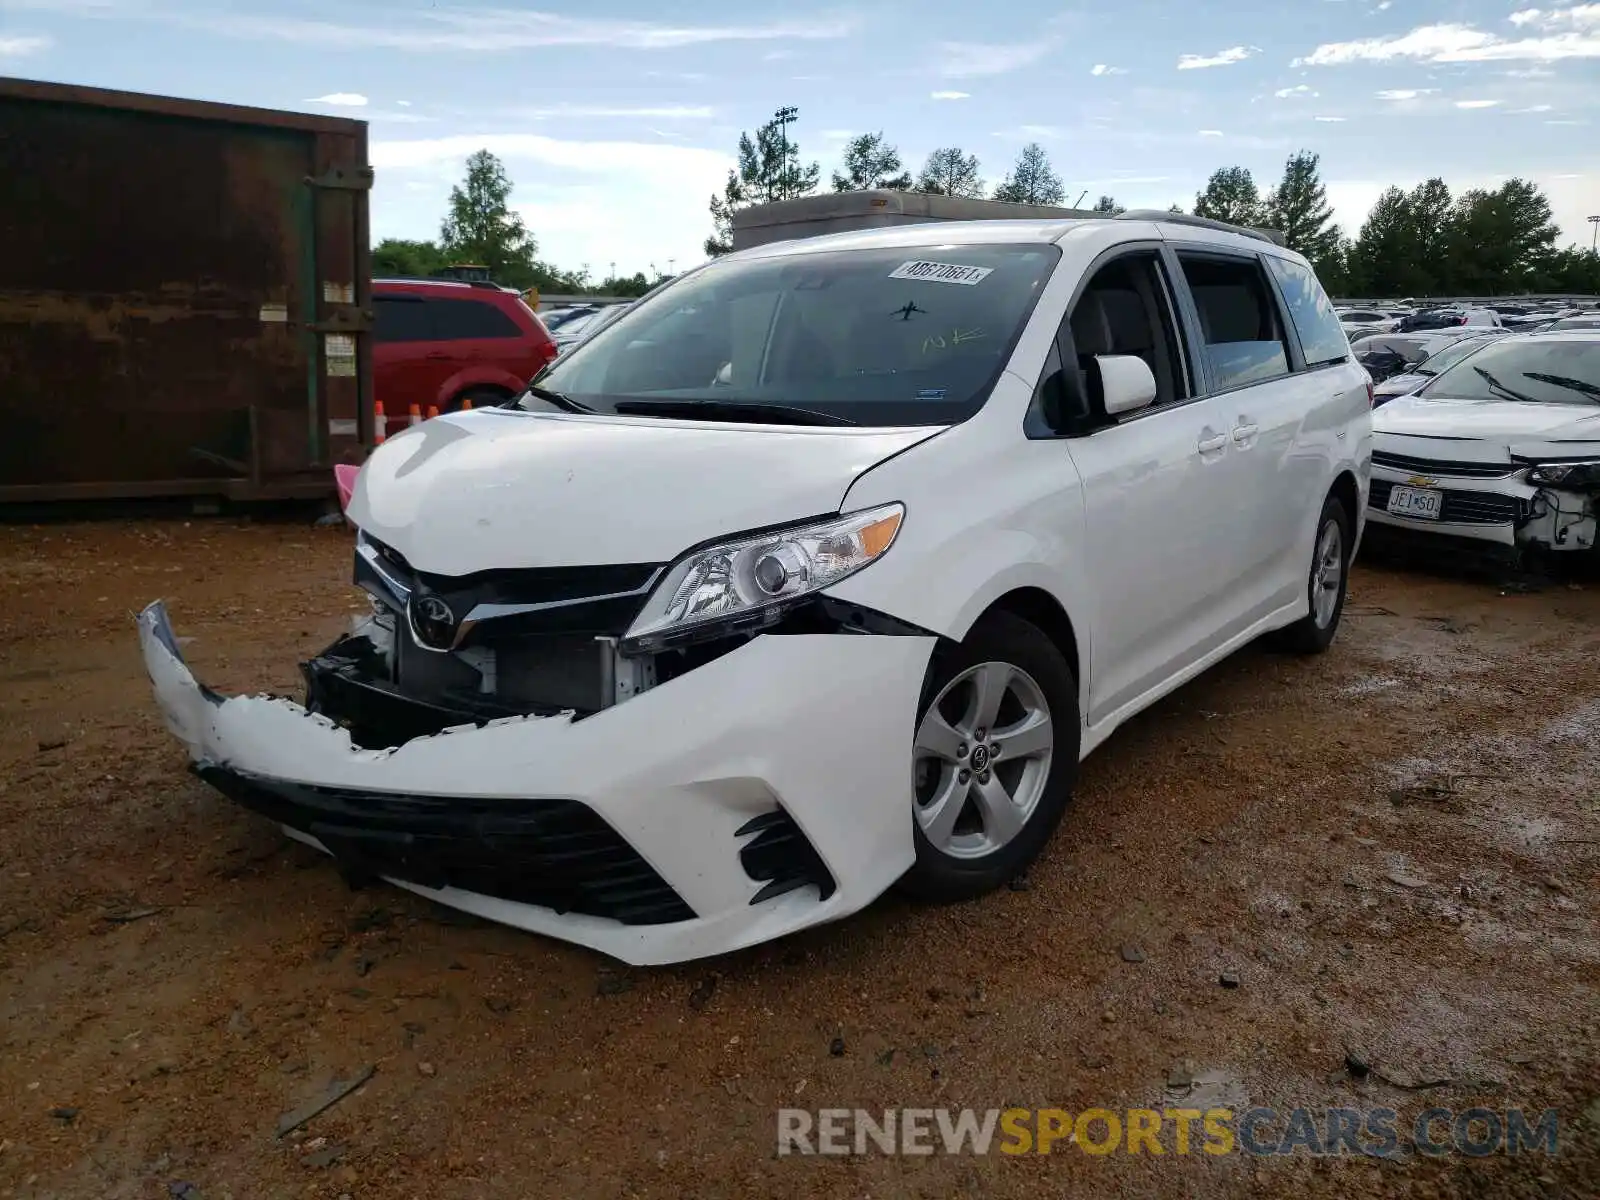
<box><xmin>1096</xmin><ymin>354</ymin><xmax>1158</xmax><ymax>417</ymax></box>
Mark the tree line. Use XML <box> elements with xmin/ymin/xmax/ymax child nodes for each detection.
<box><xmin>372</xmin><ymin>130</ymin><xmax>1600</xmax><ymax>302</ymax></box>
<box><xmin>709</xmin><ymin>107</ymin><xmax>1600</xmax><ymax>296</ymax></box>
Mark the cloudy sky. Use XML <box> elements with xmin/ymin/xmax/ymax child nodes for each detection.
<box><xmin>1</xmin><ymin>0</ymin><xmax>1596</xmax><ymax>275</ymax></box>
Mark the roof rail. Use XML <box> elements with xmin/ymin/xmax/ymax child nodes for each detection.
<box><xmin>1116</xmin><ymin>209</ymin><xmax>1283</xmax><ymax>246</ymax></box>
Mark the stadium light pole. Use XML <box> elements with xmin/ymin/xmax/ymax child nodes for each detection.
<box><xmin>774</xmin><ymin>106</ymin><xmax>798</xmax><ymax>199</ymax></box>
<box><xmin>1589</xmin><ymin>214</ymin><xmax>1599</xmax><ymax>251</ymax></box>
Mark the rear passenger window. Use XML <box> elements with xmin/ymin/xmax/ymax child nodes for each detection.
<box><xmin>1178</xmin><ymin>255</ymin><xmax>1291</xmax><ymax>391</ymax></box>
<box><xmin>373</xmin><ymin>296</ymin><xmax>433</xmax><ymax>343</ymax></box>
<box><xmin>431</xmin><ymin>298</ymin><xmax>522</xmax><ymax>340</ymax></box>
<box><xmin>1266</xmin><ymin>256</ymin><xmax>1350</xmax><ymax>367</ymax></box>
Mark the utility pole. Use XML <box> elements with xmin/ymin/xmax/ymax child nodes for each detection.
<box><xmin>773</xmin><ymin>105</ymin><xmax>798</xmax><ymax>199</ymax></box>
<box><xmin>1589</xmin><ymin>214</ymin><xmax>1599</xmax><ymax>251</ymax></box>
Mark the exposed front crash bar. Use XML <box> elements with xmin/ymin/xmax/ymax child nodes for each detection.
<box><xmin>137</xmin><ymin>601</ymin><xmax>937</xmax><ymax>964</ymax></box>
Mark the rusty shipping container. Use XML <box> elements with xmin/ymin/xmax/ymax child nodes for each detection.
<box><xmin>0</xmin><ymin>77</ymin><xmax>373</xmax><ymax>502</ymax></box>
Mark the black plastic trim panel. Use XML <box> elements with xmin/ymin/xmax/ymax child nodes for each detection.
<box><xmin>196</xmin><ymin>765</ymin><xmax>696</xmax><ymax>925</ymax></box>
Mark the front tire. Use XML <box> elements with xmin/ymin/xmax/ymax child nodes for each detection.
<box><xmin>900</xmin><ymin>611</ymin><xmax>1080</xmax><ymax>902</ymax></box>
<box><xmin>1275</xmin><ymin>493</ymin><xmax>1351</xmax><ymax>654</ymax></box>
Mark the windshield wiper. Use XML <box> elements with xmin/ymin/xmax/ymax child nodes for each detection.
<box><xmin>1520</xmin><ymin>371</ymin><xmax>1600</xmax><ymax>402</ymax></box>
<box><xmin>1472</xmin><ymin>365</ymin><xmax>1539</xmax><ymax>405</ymax></box>
<box><xmin>611</xmin><ymin>399</ymin><xmax>856</xmax><ymax>426</ymax></box>
<box><xmin>514</xmin><ymin>383</ymin><xmax>591</xmax><ymax>414</ymax></box>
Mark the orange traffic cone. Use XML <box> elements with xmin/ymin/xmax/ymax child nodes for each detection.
<box><xmin>373</xmin><ymin>401</ymin><xmax>387</xmax><ymax>444</ymax></box>
<box><xmin>461</xmin><ymin>397</ymin><xmax>473</xmax><ymax>410</ymax></box>
<box><xmin>425</xmin><ymin>404</ymin><xmax>439</xmax><ymax>420</ymax></box>
<box><xmin>408</xmin><ymin>403</ymin><xmax>423</xmax><ymax>427</ymax></box>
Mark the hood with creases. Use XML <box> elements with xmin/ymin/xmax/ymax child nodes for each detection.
<box><xmin>1375</xmin><ymin>394</ymin><xmax>1600</xmax><ymax>442</ymax></box>
<box><xmin>347</xmin><ymin>409</ymin><xmax>941</xmax><ymax>574</ymax></box>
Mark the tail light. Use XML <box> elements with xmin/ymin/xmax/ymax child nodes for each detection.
<box><xmin>1365</xmin><ymin>379</ymin><xmax>1375</xmax><ymax>408</ymax></box>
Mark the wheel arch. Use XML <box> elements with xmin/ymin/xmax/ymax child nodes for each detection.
<box><xmin>1329</xmin><ymin>469</ymin><xmax>1360</xmax><ymax>533</ymax></box>
<box><xmin>972</xmin><ymin>587</ymin><xmax>1082</xmax><ymax>693</ymax></box>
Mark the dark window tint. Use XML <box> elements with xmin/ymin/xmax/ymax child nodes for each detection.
<box><xmin>1179</xmin><ymin>255</ymin><xmax>1291</xmax><ymax>390</ymax></box>
<box><xmin>430</xmin><ymin>298</ymin><xmax>523</xmax><ymax>340</ymax></box>
<box><xmin>1066</xmin><ymin>252</ymin><xmax>1189</xmax><ymax>411</ymax></box>
<box><xmin>1269</xmin><ymin>257</ymin><xmax>1354</xmax><ymax>368</ymax></box>
<box><xmin>373</xmin><ymin>296</ymin><xmax>434</xmax><ymax>343</ymax></box>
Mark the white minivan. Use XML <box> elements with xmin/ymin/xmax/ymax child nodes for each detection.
<box><xmin>138</xmin><ymin>213</ymin><xmax>1373</xmax><ymax>965</ymax></box>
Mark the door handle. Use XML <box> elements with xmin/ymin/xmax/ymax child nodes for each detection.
<box><xmin>1197</xmin><ymin>434</ymin><xmax>1228</xmax><ymax>454</ymax></box>
<box><xmin>1231</xmin><ymin>423</ymin><xmax>1259</xmax><ymax>444</ymax></box>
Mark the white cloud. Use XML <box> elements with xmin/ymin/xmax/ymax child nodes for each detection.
<box><xmin>0</xmin><ymin>34</ymin><xmax>52</xmax><ymax>56</ymax></box>
<box><xmin>1375</xmin><ymin>87</ymin><xmax>1437</xmax><ymax>99</ymax></box>
<box><xmin>930</xmin><ymin>90</ymin><xmax>970</xmax><ymax>100</ymax></box>
<box><xmin>1454</xmin><ymin>98</ymin><xmax>1502</xmax><ymax>107</ymax></box>
<box><xmin>1090</xmin><ymin>63</ymin><xmax>1128</xmax><ymax>76</ymax></box>
<box><xmin>1275</xmin><ymin>84</ymin><xmax>1318</xmax><ymax>97</ymax></box>
<box><xmin>1293</xmin><ymin>20</ymin><xmax>1600</xmax><ymax>65</ymax></box>
<box><xmin>1177</xmin><ymin>45</ymin><xmax>1259</xmax><ymax>69</ymax></box>
<box><xmin>820</xmin><ymin>129</ymin><xmax>855</xmax><ymax>141</ymax></box>
<box><xmin>307</xmin><ymin>92</ymin><xmax>368</xmax><ymax>106</ymax></box>
<box><xmin>1</xmin><ymin>2</ymin><xmax>859</xmax><ymax>52</ymax></box>
<box><xmin>396</xmin><ymin>100</ymin><xmax>412</xmax><ymax>107</ymax></box>
<box><xmin>938</xmin><ymin>39</ymin><xmax>1054</xmax><ymax>77</ymax></box>
<box><xmin>1198</xmin><ymin>129</ymin><xmax>1225</xmax><ymax>136</ymax></box>
<box><xmin>1313</xmin><ymin>114</ymin><xmax>1347</xmax><ymax>121</ymax></box>
<box><xmin>1509</xmin><ymin>5</ymin><xmax>1600</xmax><ymax>27</ymax></box>
<box><xmin>1513</xmin><ymin>102</ymin><xmax>1556</xmax><ymax>111</ymax></box>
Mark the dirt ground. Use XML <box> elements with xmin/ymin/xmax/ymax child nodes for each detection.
<box><xmin>1</xmin><ymin>515</ymin><xmax>1596</xmax><ymax>1200</ymax></box>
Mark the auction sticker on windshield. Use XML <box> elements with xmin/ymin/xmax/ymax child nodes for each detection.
<box><xmin>889</xmin><ymin>260</ymin><xmax>994</xmax><ymax>285</ymax></box>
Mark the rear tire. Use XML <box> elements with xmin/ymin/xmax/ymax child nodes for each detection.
<box><xmin>1275</xmin><ymin>493</ymin><xmax>1351</xmax><ymax>654</ymax></box>
<box><xmin>900</xmin><ymin>611</ymin><xmax>1080</xmax><ymax>902</ymax></box>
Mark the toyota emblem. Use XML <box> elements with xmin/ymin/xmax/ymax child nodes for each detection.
<box><xmin>409</xmin><ymin>594</ymin><xmax>457</xmax><ymax>649</ymax></box>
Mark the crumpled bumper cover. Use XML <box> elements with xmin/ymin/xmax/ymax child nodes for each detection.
<box><xmin>137</xmin><ymin>601</ymin><xmax>935</xmax><ymax>965</ymax></box>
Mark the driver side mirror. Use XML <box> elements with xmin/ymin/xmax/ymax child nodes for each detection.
<box><xmin>1095</xmin><ymin>354</ymin><xmax>1158</xmax><ymax>417</ymax></box>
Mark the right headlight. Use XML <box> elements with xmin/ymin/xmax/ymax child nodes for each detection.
<box><xmin>623</xmin><ymin>504</ymin><xmax>904</xmax><ymax>651</ymax></box>
<box><xmin>1526</xmin><ymin>461</ymin><xmax>1600</xmax><ymax>488</ymax></box>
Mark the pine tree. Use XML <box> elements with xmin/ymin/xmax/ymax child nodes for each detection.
<box><xmin>916</xmin><ymin>147</ymin><xmax>985</xmax><ymax>198</ymax></box>
<box><xmin>992</xmin><ymin>144</ymin><xmax>1064</xmax><ymax>205</ymax></box>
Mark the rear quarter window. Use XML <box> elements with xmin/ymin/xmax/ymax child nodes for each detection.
<box><xmin>1266</xmin><ymin>257</ymin><xmax>1350</xmax><ymax>367</ymax></box>
<box><xmin>430</xmin><ymin>298</ymin><xmax>524</xmax><ymax>340</ymax></box>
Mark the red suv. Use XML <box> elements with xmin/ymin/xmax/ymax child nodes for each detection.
<box><xmin>372</xmin><ymin>278</ymin><xmax>557</xmax><ymax>429</ymax></box>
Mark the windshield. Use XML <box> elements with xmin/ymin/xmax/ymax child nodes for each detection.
<box><xmin>1415</xmin><ymin>337</ymin><xmax>1494</xmax><ymax>376</ymax></box>
<box><xmin>1421</xmin><ymin>337</ymin><xmax>1600</xmax><ymax>405</ymax></box>
<box><xmin>529</xmin><ymin>243</ymin><xmax>1061</xmax><ymax>426</ymax></box>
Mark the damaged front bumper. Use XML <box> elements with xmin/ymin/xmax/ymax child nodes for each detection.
<box><xmin>1366</xmin><ymin>453</ymin><xmax>1598</xmax><ymax>555</ymax></box>
<box><xmin>138</xmin><ymin>600</ymin><xmax>935</xmax><ymax>965</ymax></box>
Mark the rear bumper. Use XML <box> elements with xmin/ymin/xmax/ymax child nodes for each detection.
<box><xmin>138</xmin><ymin>601</ymin><xmax>935</xmax><ymax>965</ymax></box>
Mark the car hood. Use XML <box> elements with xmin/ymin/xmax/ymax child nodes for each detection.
<box><xmin>1374</xmin><ymin>393</ymin><xmax>1600</xmax><ymax>464</ymax></box>
<box><xmin>347</xmin><ymin>408</ymin><xmax>943</xmax><ymax>573</ymax></box>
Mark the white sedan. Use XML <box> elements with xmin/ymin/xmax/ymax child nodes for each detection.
<box><xmin>1368</xmin><ymin>331</ymin><xmax>1600</xmax><ymax>558</ymax></box>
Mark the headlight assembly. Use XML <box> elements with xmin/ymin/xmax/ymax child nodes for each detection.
<box><xmin>623</xmin><ymin>504</ymin><xmax>904</xmax><ymax>651</ymax></box>
<box><xmin>1527</xmin><ymin>460</ymin><xmax>1600</xmax><ymax>489</ymax></box>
